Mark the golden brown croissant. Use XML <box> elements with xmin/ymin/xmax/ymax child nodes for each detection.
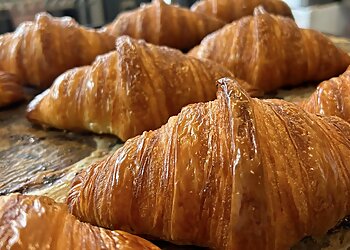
<box><xmin>188</xmin><ymin>8</ymin><xmax>350</xmax><ymax>92</ymax></box>
<box><xmin>67</xmin><ymin>78</ymin><xmax>350</xmax><ymax>250</ymax></box>
<box><xmin>191</xmin><ymin>0</ymin><xmax>293</xmax><ymax>23</ymax></box>
<box><xmin>102</xmin><ymin>0</ymin><xmax>225</xmax><ymax>50</ymax></box>
<box><xmin>0</xmin><ymin>12</ymin><xmax>115</xmax><ymax>89</ymax></box>
<box><xmin>0</xmin><ymin>71</ymin><xmax>24</xmax><ymax>108</ymax></box>
<box><xmin>0</xmin><ymin>194</ymin><xmax>159</xmax><ymax>250</ymax></box>
<box><xmin>27</xmin><ymin>36</ymin><xmax>259</xmax><ymax>142</ymax></box>
<box><xmin>300</xmin><ymin>66</ymin><xmax>350</xmax><ymax>122</ymax></box>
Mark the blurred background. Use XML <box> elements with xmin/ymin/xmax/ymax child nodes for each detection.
<box><xmin>0</xmin><ymin>0</ymin><xmax>349</xmax><ymax>37</ymax></box>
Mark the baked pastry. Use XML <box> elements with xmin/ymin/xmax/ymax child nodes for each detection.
<box><xmin>67</xmin><ymin>78</ymin><xmax>350</xmax><ymax>250</ymax></box>
<box><xmin>27</xmin><ymin>36</ymin><xmax>259</xmax><ymax>141</ymax></box>
<box><xmin>0</xmin><ymin>194</ymin><xmax>159</xmax><ymax>250</ymax></box>
<box><xmin>301</xmin><ymin>66</ymin><xmax>350</xmax><ymax>122</ymax></box>
<box><xmin>102</xmin><ymin>0</ymin><xmax>225</xmax><ymax>51</ymax></box>
<box><xmin>188</xmin><ymin>8</ymin><xmax>350</xmax><ymax>92</ymax></box>
<box><xmin>0</xmin><ymin>12</ymin><xmax>115</xmax><ymax>89</ymax></box>
<box><xmin>0</xmin><ymin>71</ymin><xmax>24</xmax><ymax>108</ymax></box>
<box><xmin>191</xmin><ymin>0</ymin><xmax>293</xmax><ymax>23</ymax></box>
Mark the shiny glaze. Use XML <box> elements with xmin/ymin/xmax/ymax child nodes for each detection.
<box><xmin>188</xmin><ymin>9</ymin><xmax>350</xmax><ymax>92</ymax></box>
<box><xmin>0</xmin><ymin>194</ymin><xmax>159</xmax><ymax>250</ymax></box>
<box><xmin>0</xmin><ymin>12</ymin><xmax>115</xmax><ymax>88</ymax></box>
<box><xmin>103</xmin><ymin>0</ymin><xmax>225</xmax><ymax>50</ymax></box>
<box><xmin>191</xmin><ymin>0</ymin><xmax>293</xmax><ymax>23</ymax></box>
<box><xmin>26</xmin><ymin>36</ymin><xmax>260</xmax><ymax>141</ymax></box>
<box><xmin>301</xmin><ymin>66</ymin><xmax>350</xmax><ymax>122</ymax></box>
<box><xmin>0</xmin><ymin>72</ymin><xmax>24</xmax><ymax>108</ymax></box>
<box><xmin>67</xmin><ymin>78</ymin><xmax>350</xmax><ymax>249</ymax></box>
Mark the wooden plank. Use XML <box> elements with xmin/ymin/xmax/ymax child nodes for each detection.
<box><xmin>0</xmin><ymin>104</ymin><xmax>120</xmax><ymax>198</ymax></box>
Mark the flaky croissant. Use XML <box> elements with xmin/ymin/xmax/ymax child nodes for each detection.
<box><xmin>67</xmin><ymin>78</ymin><xmax>350</xmax><ymax>250</ymax></box>
<box><xmin>0</xmin><ymin>71</ymin><xmax>24</xmax><ymax>108</ymax></box>
<box><xmin>27</xmin><ymin>36</ymin><xmax>259</xmax><ymax>141</ymax></box>
<box><xmin>0</xmin><ymin>12</ymin><xmax>115</xmax><ymax>89</ymax></box>
<box><xmin>188</xmin><ymin>8</ymin><xmax>350</xmax><ymax>92</ymax></box>
<box><xmin>0</xmin><ymin>194</ymin><xmax>159</xmax><ymax>250</ymax></box>
<box><xmin>102</xmin><ymin>0</ymin><xmax>225</xmax><ymax>51</ymax></box>
<box><xmin>191</xmin><ymin>0</ymin><xmax>293</xmax><ymax>23</ymax></box>
<box><xmin>300</xmin><ymin>66</ymin><xmax>350</xmax><ymax>122</ymax></box>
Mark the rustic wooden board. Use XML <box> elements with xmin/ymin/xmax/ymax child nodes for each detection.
<box><xmin>0</xmin><ymin>103</ymin><xmax>120</xmax><ymax>198</ymax></box>
<box><xmin>0</xmin><ymin>36</ymin><xmax>350</xmax><ymax>249</ymax></box>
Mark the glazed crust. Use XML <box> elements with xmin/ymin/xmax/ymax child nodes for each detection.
<box><xmin>0</xmin><ymin>194</ymin><xmax>160</xmax><ymax>250</ymax></box>
<box><xmin>0</xmin><ymin>12</ymin><xmax>115</xmax><ymax>88</ymax></box>
<box><xmin>67</xmin><ymin>78</ymin><xmax>350</xmax><ymax>250</ymax></box>
<box><xmin>26</xmin><ymin>36</ymin><xmax>259</xmax><ymax>141</ymax></box>
<box><xmin>0</xmin><ymin>71</ymin><xmax>24</xmax><ymax>108</ymax></box>
<box><xmin>188</xmin><ymin>9</ymin><xmax>350</xmax><ymax>92</ymax></box>
<box><xmin>301</xmin><ymin>66</ymin><xmax>350</xmax><ymax>122</ymax></box>
<box><xmin>191</xmin><ymin>0</ymin><xmax>293</xmax><ymax>23</ymax></box>
<box><xmin>103</xmin><ymin>0</ymin><xmax>225</xmax><ymax>50</ymax></box>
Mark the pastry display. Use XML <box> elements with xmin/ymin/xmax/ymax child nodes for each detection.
<box><xmin>301</xmin><ymin>66</ymin><xmax>350</xmax><ymax>122</ymax></box>
<box><xmin>1</xmin><ymin>1</ymin><xmax>350</xmax><ymax>249</ymax></box>
<box><xmin>0</xmin><ymin>12</ymin><xmax>115</xmax><ymax>88</ymax></box>
<box><xmin>26</xmin><ymin>36</ymin><xmax>259</xmax><ymax>141</ymax></box>
<box><xmin>0</xmin><ymin>194</ymin><xmax>160</xmax><ymax>250</ymax></box>
<box><xmin>188</xmin><ymin>8</ymin><xmax>350</xmax><ymax>92</ymax></box>
<box><xmin>103</xmin><ymin>0</ymin><xmax>225</xmax><ymax>51</ymax></box>
<box><xmin>0</xmin><ymin>71</ymin><xmax>24</xmax><ymax>108</ymax></box>
<box><xmin>191</xmin><ymin>0</ymin><xmax>293</xmax><ymax>23</ymax></box>
<box><xmin>67</xmin><ymin>78</ymin><xmax>350</xmax><ymax>250</ymax></box>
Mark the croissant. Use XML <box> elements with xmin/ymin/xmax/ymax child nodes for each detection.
<box><xmin>102</xmin><ymin>0</ymin><xmax>225</xmax><ymax>51</ymax></box>
<box><xmin>191</xmin><ymin>0</ymin><xmax>293</xmax><ymax>23</ymax></box>
<box><xmin>0</xmin><ymin>12</ymin><xmax>115</xmax><ymax>89</ymax></box>
<box><xmin>27</xmin><ymin>36</ymin><xmax>260</xmax><ymax>142</ymax></box>
<box><xmin>0</xmin><ymin>194</ymin><xmax>159</xmax><ymax>250</ymax></box>
<box><xmin>188</xmin><ymin>8</ymin><xmax>350</xmax><ymax>92</ymax></box>
<box><xmin>67</xmin><ymin>78</ymin><xmax>350</xmax><ymax>250</ymax></box>
<box><xmin>300</xmin><ymin>66</ymin><xmax>350</xmax><ymax>122</ymax></box>
<box><xmin>0</xmin><ymin>71</ymin><xmax>24</xmax><ymax>108</ymax></box>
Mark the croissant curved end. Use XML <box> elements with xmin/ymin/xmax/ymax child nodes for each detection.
<box><xmin>253</xmin><ymin>5</ymin><xmax>268</xmax><ymax>16</ymax></box>
<box><xmin>66</xmin><ymin>163</ymin><xmax>90</xmax><ymax>215</ymax></box>
<box><xmin>153</xmin><ymin>0</ymin><xmax>165</xmax><ymax>6</ymax></box>
<box><xmin>26</xmin><ymin>89</ymin><xmax>49</xmax><ymax>123</ymax></box>
<box><xmin>190</xmin><ymin>1</ymin><xmax>201</xmax><ymax>12</ymax></box>
<box><xmin>115</xmin><ymin>35</ymin><xmax>139</xmax><ymax>49</ymax></box>
<box><xmin>35</xmin><ymin>12</ymin><xmax>54</xmax><ymax>20</ymax></box>
<box><xmin>0</xmin><ymin>193</ymin><xmax>161</xmax><ymax>250</ymax></box>
<box><xmin>217</xmin><ymin>77</ymin><xmax>253</xmax><ymax>101</ymax></box>
<box><xmin>0</xmin><ymin>72</ymin><xmax>25</xmax><ymax>108</ymax></box>
<box><xmin>35</xmin><ymin>11</ymin><xmax>76</xmax><ymax>26</ymax></box>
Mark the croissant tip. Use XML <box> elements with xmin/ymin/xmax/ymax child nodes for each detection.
<box><xmin>217</xmin><ymin>77</ymin><xmax>248</xmax><ymax>92</ymax></box>
<box><xmin>217</xmin><ymin>78</ymin><xmax>252</xmax><ymax>103</ymax></box>
<box><xmin>253</xmin><ymin>5</ymin><xmax>268</xmax><ymax>16</ymax></box>
<box><xmin>66</xmin><ymin>163</ymin><xmax>91</xmax><ymax>212</ymax></box>
<box><xmin>26</xmin><ymin>107</ymin><xmax>38</xmax><ymax>123</ymax></box>
<box><xmin>34</xmin><ymin>12</ymin><xmax>53</xmax><ymax>22</ymax></box>
<box><xmin>0</xmin><ymin>72</ymin><xmax>25</xmax><ymax>108</ymax></box>
<box><xmin>153</xmin><ymin>0</ymin><xmax>165</xmax><ymax>5</ymax></box>
<box><xmin>115</xmin><ymin>35</ymin><xmax>142</xmax><ymax>49</ymax></box>
<box><xmin>26</xmin><ymin>89</ymin><xmax>49</xmax><ymax>122</ymax></box>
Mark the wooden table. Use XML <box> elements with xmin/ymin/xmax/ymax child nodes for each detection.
<box><xmin>1</xmin><ymin>36</ymin><xmax>350</xmax><ymax>250</ymax></box>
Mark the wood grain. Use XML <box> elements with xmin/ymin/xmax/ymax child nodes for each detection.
<box><xmin>0</xmin><ymin>104</ymin><xmax>119</xmax><ymax>196</ymax></box>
